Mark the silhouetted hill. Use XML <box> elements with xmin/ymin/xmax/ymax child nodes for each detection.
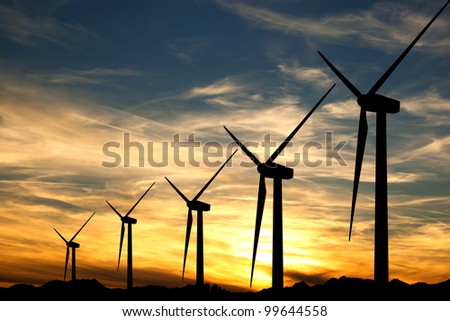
<box><xmin>1</xmin><ymin>277</ymin><xmax>449</xmax><ymax>300</ymax></box>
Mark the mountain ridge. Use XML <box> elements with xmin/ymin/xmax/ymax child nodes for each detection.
<box><xmin>1</xmin><ymin>276</ymin><xmax>449</xmax><ymax>300</ymax></box>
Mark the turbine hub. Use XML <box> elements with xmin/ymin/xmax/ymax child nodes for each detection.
<box><xmin>258</xmin><ymin>162</ymin><xmax>294</xmax><ymax>179</ymax></box>
<box><xmin>357</xmin><ymin>94</ymin><xmax>400</xmax><ymax>114</ymax></box>
<box><xmin>188</xmin><ymin>200</ymin><xmax>211</xmax><ymax>212</ymax></box>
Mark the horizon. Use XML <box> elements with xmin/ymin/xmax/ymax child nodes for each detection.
<box><xmin>0</xmin><ymin>0</ymin><xmax>449</xmax><ymax>292</ymax></box>
<box><xmin>3</xmin><ymin>273</ymin><xmax>450</xmax><ymax>291</ymax></box>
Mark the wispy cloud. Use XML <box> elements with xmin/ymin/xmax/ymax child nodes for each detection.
<box><xmin>216</xmin><ymin>1</ymin><xmax>450</xmax><ymax>54</ymax></box>
<box><xmin>28</xmin><ymin>67</ymin><xmax>140</xmax><ymax>85</ymax></box>
<box><xmin>216</xmin><ymin>0</ymin><xmax>331</xmax><ymax>37</ymax></box>
<box><xmin>185</xmin><ymin>77</ymin><xmax>246</xmax><ymax>98</ymax></box>
<box><xmin>278</xmin><ymin>62</ymin><xmax>333</xmax><ymax>87</ymax></box>
<box><xmin>0</xmin><ymin>2</ymin><xmax>96</xmax><ymax>47</ymax></box>
<box><xmin>402</xmin><ymin>90</ymin><xmax>450</xmax><ymax>125</ymax></box>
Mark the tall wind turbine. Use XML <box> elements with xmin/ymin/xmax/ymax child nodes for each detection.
<box><xmin>165</xmin><ymin>150</ymin><xmax>237</xmax><ymax>286</ymax></box>
<box><xmin>106</xmin><ymin>182</ymin><xmax>155</xmax><ymax>290</ymax></box>
<box><xmin>224</xmin><ymin>85</ymin><xmax>335</xmax><ymax>289</ymax></box>
<box><xmin>318</xmin><ymin>1</ymin><xmax>449</xmax><ymax>285</ymax></box>
<box><xmin>53</xmin><ymin>212</ymin><xmax>95</xmax><ymax>282</ymax></box>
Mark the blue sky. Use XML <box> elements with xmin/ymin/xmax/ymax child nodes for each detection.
<box><xmin>0</xmin><ymin>0</ymin><xmax>449</xmax><ymax>290</ymax></box>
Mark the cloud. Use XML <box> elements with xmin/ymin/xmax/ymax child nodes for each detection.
<box><xmin>216</xmin><ymin>0</ymin><xmax>331</xmax><ymax>37</ymax></box>
<box><xmin>130</xmin><ymin>76</ymin><xmax>252</xmax><ymax>111</ymax></box>
<box><xmin>278</xmin><ymin>62</ymin><xmax>333</xmax><ymax>87</ymax></box>
<box><xmin>0</xmin><ymin>3</ymin><xmax>95</xmax><ymax>47</ymax></box>
<box><xmin>28</xmin><ymin>196</ymin><xmax>84</xmax><ymax>212</ymax></box>
<box><xmin>216</xmin><ymin>1</ymin><xmax>450</xmax><ymax>54</ymax></box>
<box><xmin>402</xmin><ymin>90</ymin><xmax>450</xmax><ymax>125</ymax></box>
<box><xmin>387</xmin><ymin>172</ymin><xmax>433</xmax><ymax>184</ymax></box>
<box><xmin>322</xmin><ymin>99</ymin><xmax>359</xmax><ymax>119</ymax></box>
<box><xmin>389</xmin><ymin>134</ymin><xmax>450</xmax><ymax>178</ymax></box>
<box><xmin>28</xmin><ymin>67</ymin><xmax>140</xmax><ymax>85</ymax></box>
<box><xmin>185</xmin><ymin>77</ymin><xmax>246</xmax><ymax>98</ymax></box>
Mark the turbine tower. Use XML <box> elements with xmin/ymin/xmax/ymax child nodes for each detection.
<box><xmin>224</xmin><ymin>85</ymin><xmax>335</xmax><ymax>289</ymax></box>
<box><xmin>53</xmin><ymin>212</ymin><xmax>95</xmax><ymax>282</ymax></box>
<box><xmin>318</xmin><ymin>1</ymin><xmax>449</xmax><ymax>285</ymax></box>
<box><xmin>106</xmin><ymin>182</ymin><xmax>155</xmax><ymax>290</ymax></box>
<box><xmin>165</xmin><ymin>150</ymin><xmax>237</xmax><ymax>286</ymax></box>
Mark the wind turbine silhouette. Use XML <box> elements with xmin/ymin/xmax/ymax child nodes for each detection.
<box><xmin>224</xmin><ymin>85</ymin><xmax>335</xmax><ymax>289</ymax></box>
<box><xmin>53</xmin><ymin>212</ymin><xmax>95</xmax><ymax>282</ymax></box>
<box><xmin>106</xmin><ymin>181</ymin><xmax>155</xmax><ymax>290</ymax></box>
<box><xmin>165</xmin><ymin>150</ymin><xmax>237</xmax><ymax>286</ymax></box>
<box><xmin>318</xmin><ymin>1</ymin><xmax>449</xmax><ymax>285</ymax></box>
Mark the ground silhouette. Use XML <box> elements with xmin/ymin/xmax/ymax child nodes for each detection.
<box><xmin>1</xmin><ymin>276</ymin><xmax>449</xmax><ymax>301</ymax></box>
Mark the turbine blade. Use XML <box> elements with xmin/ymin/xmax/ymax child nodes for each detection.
<box><xmin>106</xmin><ymin>200</ymin><xmax>123</xmax><ymax>219</ymax></box>
<box><xmin>182</xmin><ymin>208</ymin><xmax>193</xmax><ymax>282</ymax></box>
<box><xmin>124</xmin><ymin>182</ymin><xmax>155</xmax><ymax>217</ymax></box>
<box><xmin>53</xmin><ymin>228</ymin><xmax>68</xmax><ymax>243</ymax></box>
<box><xmin>165</xmin><ymin>177</ymin><xmax>189</xmax><ymax>203</ymax></box>
<box><xmin>250</xmin><ymin>175</ymin><xmax>266</xmax><ymax>287</ymax></box>
<box><xmin>318</xmin><ymin>51</ymin><xmax>362</xmax><ymax>98</ymax></box>
<box><xmin>69</xmin><ymin>212</ymin><xmax>96</xmax><ymax>242</ymax></box>
<box><xmin>269</xmin><ymin>84</ymin><xmax>335</xmax><ymax>163</ymax></box>
<box><xmin>118</xmin><ymin>222</ymin><xmax>125</xmax><ymax>271</ymax></box>
<box><xmin>369</xmin><ymin>1</ymin><xmax>450</xmax><ymax>94</ymax></box>
<box><xmin>224</xmin><ymin>126</ymin><xmax>261</xmax><ymax>166</ymax></box>
<box><xmin>64</xmin><ymin>246</ymin><xmax>69</xmax><ymax>282</ymax></box>
<box><xmin>193</xmin><ymin>149</ymin><xmax>238</xmax><ymax>201</ymax></box>
<box><xmin>349</xmin><ymin>109</ymin><xmax>368</xmax><ymax>241</ymax></box>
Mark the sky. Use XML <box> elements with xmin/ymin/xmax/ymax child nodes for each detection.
<box><xmin>0</xmin><ymin>0</ymin><xmax>449</xmax><ymax>291</ymax></box>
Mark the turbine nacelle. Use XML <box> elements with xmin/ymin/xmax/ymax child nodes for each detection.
<box><xmin>357</xmin><ymin>94</ymin><xmax>400</xmax><ymax>114</ymax></box>
<box><xmin>121</xmin><ymin>216</ymin><xmax>137</xmax><ymax>224</ymax></box>
<box><xmin>187</xmin><ymin>200</ymin><xmax>211</xmax><ymax>212</ymax></box>
<box><xmin>66</xmin><ymin>241</ymin><xmax>80</xmax><ymax>248</ymax></box>
<box><xmin>258</xmin><ymin>162</ymin><xmax>294</xmax><ymax>180</ymax></box>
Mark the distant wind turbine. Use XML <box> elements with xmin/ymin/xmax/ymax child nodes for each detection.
<box><xmin>317</xmin><ymin>1</ymin><xmax>449</xmax><ymax>285</ymax></box>
<box><xmin>53</xmin><ymin>212</ymin><xmax>95</xmax><ymax>282</ymax></box>
<box><xmin>106</xmin><ymin>182</ymin><xmax>155</xmax><ymax>290</ymax></box>
<box><xmin>224</xmin><ymin>85</ymin><xmax>335</xmax><ymax>289</ymax></box>
<box><xmin>165</xmin><ymin>150</ymin><xmax>237</xmax><ymax>286</ymax></box>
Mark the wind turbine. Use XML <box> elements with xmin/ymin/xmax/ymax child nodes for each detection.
<box><xmin>165</xmin><ymin>150</ymin><xmax>237</xmax><ymax>286</ymax></box>
<box><xmin>106</xmin><ymin>181</ymin><xmax>155</xmax><ymax>290</ymax></box>
<box><xmin>317</xmin><ymin>1</ymin><xmax>449</xmax><ymax>285</ymax></box>
<box><xmin>224</xmin><ymin>85</ymin><xmax>335</xmax><ymax>289</ymax></box>
<box><xmin>53</xmin><ymin>212</ymin><xmax>95</xmax><ymax>282</ymax></box>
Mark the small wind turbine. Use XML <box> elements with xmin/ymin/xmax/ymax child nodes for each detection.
<box><xmin>165</xmin><ymin>150</ymin><xmax>237</xmax><ymax>286</ymax></box>
<box><xmin>53</xmin><ymin>212</ymin><xmax>95</xmax><ymax>282</ymax></box>
<box><xmin>106</xmin><ymin>182</ymin><xmax>155</xmax><ymax>290</ymax></box>
<box><xmin>224</xmin><ymin>85</ymin><xmax>335</xmax><ymax>289</ymax></box>
<box><xmin>317</xmin><ymin>1</ymin><xmax>449</xmax><ymax>285</ymax></box>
